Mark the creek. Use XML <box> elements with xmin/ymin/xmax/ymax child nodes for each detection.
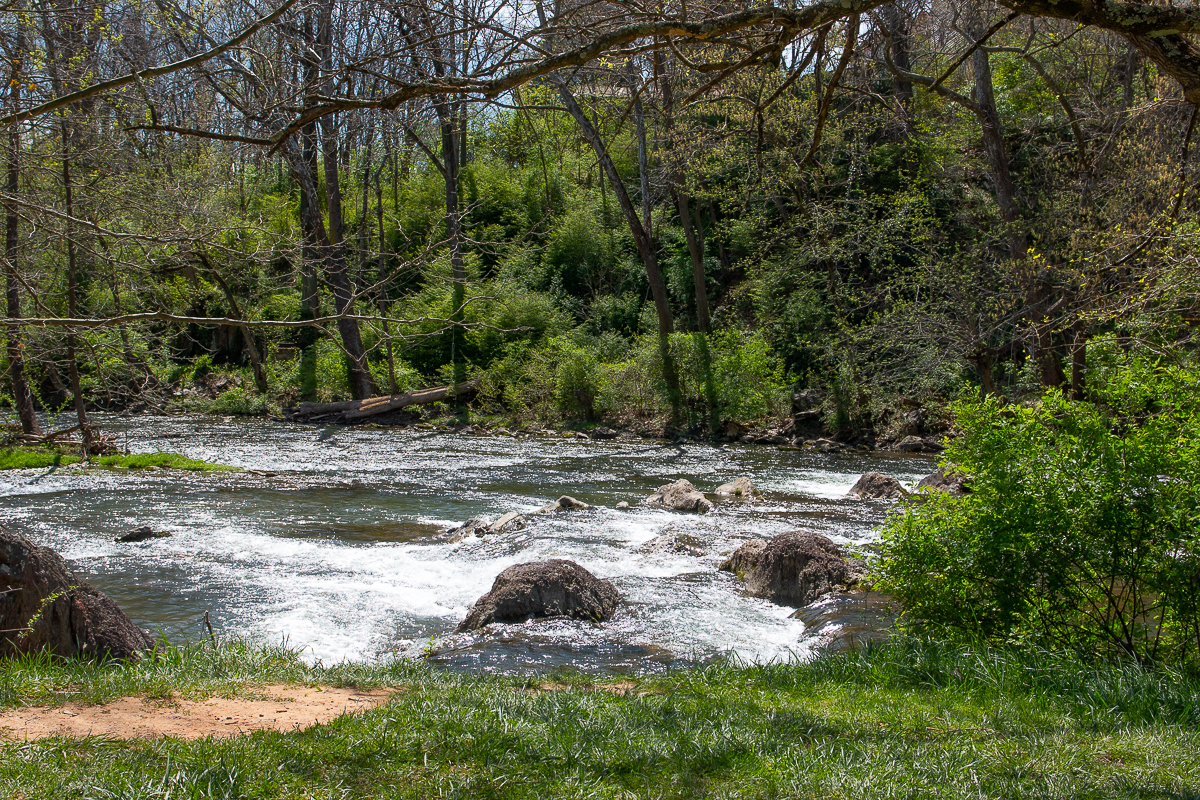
<box><xmin>1</xmin><ymin>415</ymin><xmax>933</xmax><ymax>673</ymax></box>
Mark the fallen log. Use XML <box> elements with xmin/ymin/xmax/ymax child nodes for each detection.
<box><xmin>292</xmin><ymin>379</ymin><xmax>481</xmax><ymax>422</ymax></box>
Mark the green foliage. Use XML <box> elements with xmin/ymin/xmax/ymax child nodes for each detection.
<box><xmin>211</xmin><ymin>386</ymin><xmax>268</xmax><ymax>416</ymax></box>
<box><xmin>877</xmin><ymin>354</ymin><xmax>1200</xmax><ymax>666</ymax></box>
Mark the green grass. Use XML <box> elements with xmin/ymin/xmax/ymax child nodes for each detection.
<box><xmin>92</xmin><ymin>452</ymin><xmax>238</xmax><ymax>472</ymax></box>
<box><xmin>2</xmin><ymin>639</ymin><xmax>1199</xmax><ymax>798</ymax></box>
<box><xmin>0</xmin><ymin>449</ymin><xmax>79</xmax><ymax>470</ymax></box>
<box><xmin>0</xmin><ymin>448</ymin><xmax>236</xmax><ymax>472</ymax></box>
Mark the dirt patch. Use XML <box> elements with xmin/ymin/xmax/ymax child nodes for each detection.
<box><xmin>0</xmin><ymin>684</ymin><xmax>397</xmax><ymax>741</ymax></box>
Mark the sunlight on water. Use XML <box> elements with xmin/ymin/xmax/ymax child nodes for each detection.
<box><xmin>1</xmin><ymin>415</ymin><xmax>933</xmax><ymax>672</ymax></box>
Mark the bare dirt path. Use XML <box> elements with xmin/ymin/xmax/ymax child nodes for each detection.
<box><xmin>0</xmin><ymin>684</ymin><xmax>396</xmax><ymax>740</ymax></box>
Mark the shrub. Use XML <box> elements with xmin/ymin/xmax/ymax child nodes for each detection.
<box><xmin>875</xmin><ymin>355</ymin><xmax>1200</xmax><ymax>666</ymax></box>
<box><xmin>211</xmin><ymin>386</ymin><xmax>268</xmax><ymax>416</ymax></box>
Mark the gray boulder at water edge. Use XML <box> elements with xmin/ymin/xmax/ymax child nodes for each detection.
<box><xmin>720</xmin><ymin>531</ymin><xmax>852</xmax><ymax>607</ymax></box>
<box><xmin>916</xmin><ymin>466</ymin><xmax>970</xmax><ymax>495</ymax></box>
<box><xmin>714</xmin><ymin>477</ymin><xmax>756</xmax><ymax>498</ymax></box>
<box><xmin>846</xmin><ymin>472</ymin><xmax>909</xmax><ymax>500</ymax></box>
<box><xmin>456</xmin><ymin>559</ymin><xmax>620</xmax><ymax>632</ymax></box>
<box><xmin>643</xmin><ymin>479</ymin><xmax>714</xmax><ymax>513</ymax></box>
<box><xmin>0</xmin><ymin>527</ymin><xmax>155</xmax><ymax>660</ymax></box>
<box><xmin>538</xmin><ymin>495</ymin><xmax>591</xmax><ymax>513</ymax></box>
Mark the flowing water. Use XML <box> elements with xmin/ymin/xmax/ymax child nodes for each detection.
<box><xmin>1</xmin><ymin>415</ymin><xmax>933</xmax><ymax>673</ymax></box>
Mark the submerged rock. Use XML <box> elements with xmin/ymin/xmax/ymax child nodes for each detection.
<box><xmin>714</xmin><ymin>477</ymin><xmax>756</xmax><ymax>499</ymax></box>
<box><xmin>443</xmin><ymin>518</ymin><xmax>489</xmax><ymax>542</ymax></box>
<box><xmin>846</xmin><ymin>472</ymin><xmax>909</xmax><ymax>500</ymax></box>
<box><xmin>643</xmin><ymin>479</ymin><xmax>714</xmax><ymax>513</ymax></box>
<box><xmin>1</xmin><ymin>527</ymin><xmax>154</xmax><ymax>660</ymax></box>
<box><xmin>916</xmin><ymin>466</ymin><xmax>970</xmax><ymax>495</ymax></box>
<box><xmin>488</xmin><ymin>511</ymin><xmax>529</xmax><ymax>534</ymax></box>
<box><xmin>636</xmin><ymin>530</ymin><xmax>707</xmax><ymax>557</ymax></box>
<box><xmin>725</xmin><ymin>531</ymin><xmax>852</xmax><ymax>608</ymax></box>
<box><xmin>538</xmin><ymin>495</ymin><xmax>591</xmax><ymax>514</ymax></box>
<box><xmin>456</xmin><ymin>559</ymin><xmax>620</xmax><ymax>632</ymax></box>
<box><xmin>116</xmin><ymin>526</ymin><xmax>171</xmax><ymax>543</ymax></box>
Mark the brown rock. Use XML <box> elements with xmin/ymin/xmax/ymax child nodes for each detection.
<box><xmin>643</xmin><ymin>479</ymin><xmax>714</xmax><ymax>513</ymax></box>
<box><xmin>846</xmin><ymin>472</ymin><xmax>909</xmax><ymax>500</ymax></box>
<box><xmin>739</xmin><ymin>531</ymin><xmax>851</xmax><ymax>607</ymax></box>
<box><xmin>714</xmin><ymin>477</ymin><xmax>756</xmax><ymax>498</ymax></box>
<box><xmin>897</xmin><ymin>435</ymin><xmax>926</xmax><ymax>452</ymax></box>
<box><xmin>719</xmin><ymin>539</ymin><xmax>767</xmax><ymax>578</ymax></box>
<box><xmin>117</xmin><ymin>526</ymin><xmax>171</xmax><ymax>543</ymax></box>
<box><xmin>0</xmin><ymin>527</ymin><xmax>154</xmax><ymax>661</ymax></box>
<box><xmin>916</xmin><ymin>466</ymin><xmax>970</xmax><ymax>495</ymax></box>
<box><xmin>456</xmin><ymin>559</ymin><xmax>620</xmax><ymax>632</ymax></box>
<box><xmin>539</xmin><ymin>495</ymin><xmax>591</xmax><ymax>513</ymax></box>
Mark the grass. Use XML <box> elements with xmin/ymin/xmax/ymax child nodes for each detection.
<box><xmin>1</xmin><ymin>638</ymin><xmax>1199</xmax><ymax>798</ymax></box>
<box><xmin>0</xmin><ymin>448</ymin><xmax>237</xmax><ymax>472</ymax></box>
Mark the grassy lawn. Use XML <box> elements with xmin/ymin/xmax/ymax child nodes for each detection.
<box><xmin>1</xmin><ymin>640</ymin><xmax>1197</xmax><ymax>798</ymax></box>
<box><xmin>0</xmin><ymin>448</ymin><xmax>237</xmax><ymax>472</ymax></box>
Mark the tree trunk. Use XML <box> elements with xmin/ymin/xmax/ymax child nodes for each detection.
<box><xmin>4</xmin><ymin>14</ymin><xmax>40</xmax><ymax>436</ymax></box>
<box><xmin>60</xmin><ymin>128</ymin><xmax>91</xmax><ymax>453</ymax></box>
<box><xmin>880</xmin><ymin>3</ymin><xmax>913</xmax><ymax>103</ymax></box>
<box><xmin>968</xmin><ymin>11</ymin><xmax>1065</xmax><ymax>389</ymax></box>
<box><xmin>550</xmin><ymin>78</ymin><xmax>682</xmax><ymax>422</ymax></box>
<box><xmin>376</xmin><ymin>167</ymin><xmax>398</xmax><ymax>395</ymax></box>
<box><xmin>436</xmin><ymin>99</ymin><xmax>468</xmax><ymax>386</ymax></box>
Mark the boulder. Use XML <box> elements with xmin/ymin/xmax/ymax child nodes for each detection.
<box><xmin>636</xmin><ymin>530</ymin><xmax>706</xmax><ymax>557</ymax></box>
<box><xmin>488</xmin><ymin>512</ymin><xmax>528</xmax><ymax>534</ymax></box>
<box><xmin>456</xmin><ymin>559</ymin><xmax>620</xmax><ymax>632</ymax></box>
<box><xmin>896</xmin><ymin>435</ymin><xmax>926</xmax><ymax>452</ymax></box>
<box><xmin>846</xmin><ymin>472</ymin><xmax>909</xmax><ymax>500</ymax></box>
<box><xmin>732</xmin><ymin>531</ymin><xmax>852</xmax><ymax>607</ymax></box>
<box><xmin>643</xmin><ymin>479</ymin><xmax>714</xmax><ymax>513</ymax></box>
<box><xmin>714</xmin><ymin>477</ymin><xmax>756</xmax><ymax>498</ymax></box>
<box><xmin>589</xmin><ymin>427</ymin><xmax>619</xmax><ymax>440</ymax></box>
<box><xmin>117</xmin><ymin>526</ymin><xmax>171</xmax><ymax>543</ymax></box>
<box><xmin>719</xmin><ymin>539</ymin><xmax>767</xmax><ymax>578</ymax></box>
<box><xmin>615</xmin><ymin>501</ymin><xmax>631</xmax><ymax>510</ymax></box>
<box><xmin>812</xmin><ymin>438</ymin><xmax>844</xmax><ymax>453</ymax></box>
<box><xmin>443</xmin><ymin>518</ymin><xmax>489</xmax><ymax>542</ymax></box>
<box><xmin>538</xmin><ymin>495</ymin><xmax>591</xmax><ymax>514</ymax></box>
<box><xmin>0</xmin><ymin>527</ymin><xmax>154</xmax><ymax>660</ymax></box>
<box><xmin>916</xmin><ymin>466</ymin><xmax>970</xmax><ymax>495</ymax></box>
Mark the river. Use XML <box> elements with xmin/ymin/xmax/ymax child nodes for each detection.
<box><xmin>1</xmin><ymin>415</ymin><xmax>933</xmax><ymax>673</ymax></box>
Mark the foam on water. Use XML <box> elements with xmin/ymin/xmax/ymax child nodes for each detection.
<box><xmin>1</xmin><ymin>414</ymin><xmax>935</xmax><ymax>671</ymax></box>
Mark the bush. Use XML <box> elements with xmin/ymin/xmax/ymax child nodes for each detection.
<box><xmin>211</xmin><ymin>386</ymin><xmax>268</xmax><ymax>416</ymax></box>
<box><xmin>876</xmin><ymin>355</ymin><xmax>1200</xmax><ymax>666</ymax></box>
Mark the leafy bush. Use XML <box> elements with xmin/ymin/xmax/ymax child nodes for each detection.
<box><xmin>211</xmin><ymin>386</ymin><xmax>268</xmax><ymax>416</ymax></box>
<box><xmin>876</xmin><ymin>355</ymin><xmax>1200</xmax><ymax>666</ymax></box>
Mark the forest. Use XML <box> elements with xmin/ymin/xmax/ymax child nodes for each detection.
<box><xmin>2</xmin><ymin>0</ymin><xmax>1198</xmax><ymax>446</ymax></box>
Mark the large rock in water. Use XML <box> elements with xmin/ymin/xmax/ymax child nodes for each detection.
<box><xmin>916</xmin><ymin>466</ymin><xmax>970</xmax><ymax>495</ymax></box>
<box><xmin>456</xmin><ymin>559</ymin><xmax>620</xmax><ymax>632</ymax></box>
<box><xmin>846</xmin><ymin>472</ymin><xmax>909</xmax><ymax>500</ymax></box>
<box><xmin>0</xmin><ymin>527</ymin><xmax>154</xmax><ymax>660</ymax></box>
<box><xmin>714</xmin><ymin>477</ymin><xmax>756</xmax><ymax>499</ymax></box>
<box><xmin>724</xmin><ymin>531</ymin><xmax>851</xmax><ymax>607</ymax></box>
<box><xmin>643</xmin><ymin>479</ymin><xmax>714</xmax><ymax>513</ymax></box>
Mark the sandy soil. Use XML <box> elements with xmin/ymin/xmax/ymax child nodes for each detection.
<box><xmin>0</xmin><ymin>684</ymin><xmax>396</xmax><ymax>741</ymax></box>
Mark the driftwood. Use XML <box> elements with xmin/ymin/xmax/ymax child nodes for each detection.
<box><xmin>292</xmin><ymin>379</ymin><xmax>480</xmax><ymax>422</ymax></box>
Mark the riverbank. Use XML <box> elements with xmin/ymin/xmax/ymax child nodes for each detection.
<box><xmin>1</xmin><ymin>639</ymin><xmax>1196</xmax><ymax>798</ymax></box>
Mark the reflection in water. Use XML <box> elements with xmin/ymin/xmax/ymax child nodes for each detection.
<box><xmin>0</xmin><ymin>415</ymin><xmax>933</xmax><ymax>672</ymax></box>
